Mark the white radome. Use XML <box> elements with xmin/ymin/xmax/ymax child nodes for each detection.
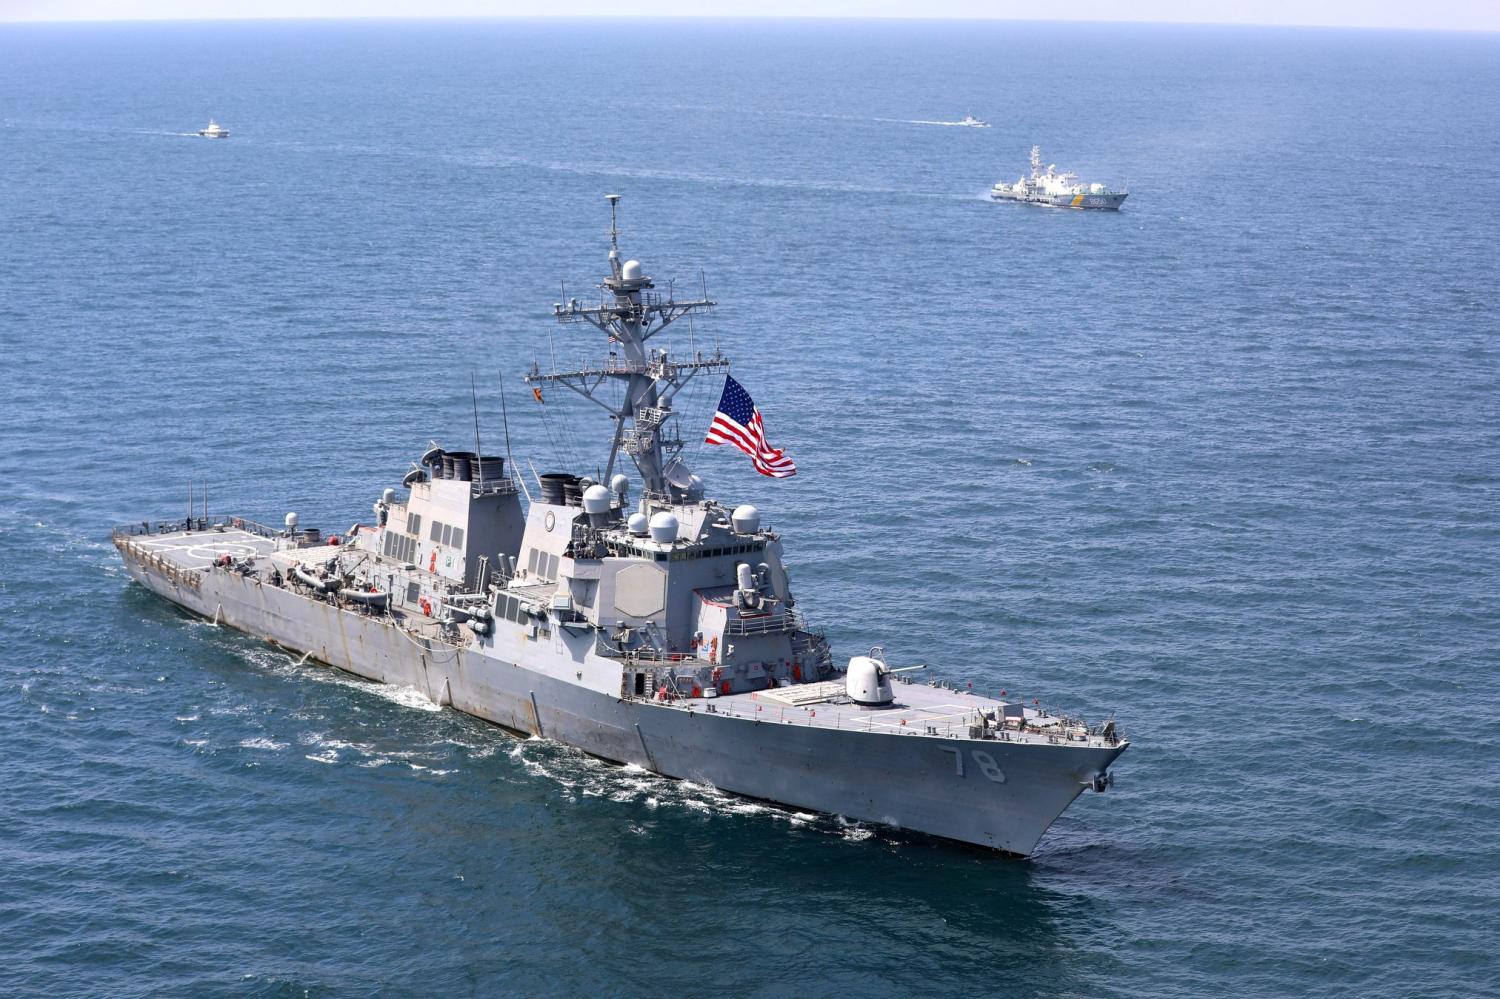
<box><xmin>582</xmin><ymin>484</ymin><xmax>612</xmax><ymax>514</ymax></box>
<box><xmin>731</xmin><ymin>504</ymin><xmax>760</xmax><ymax>535</ymax></box>
<box><xmin>627</xmin><ymin>512</ymin><xmax>650</xmax><ymax>536</ymax></box>
<box><xmin>648</xmin><ymin>511</ymin><xmax>678</xmax><ymax>543</ymax></box>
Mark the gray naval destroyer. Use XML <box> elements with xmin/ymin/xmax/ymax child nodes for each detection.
<box><xmin>991</xmin><ymin>145</ymin><xmax>1128</xmax><ymax>210</ymax></box>
<box><xmin>113</xmin><ymin>196</ymin><xmax>1127</xmax><ymax>856</ymax></box>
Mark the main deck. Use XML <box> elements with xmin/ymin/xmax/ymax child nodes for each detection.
<box><xmin>115</xmin><ymin>521</ymin><xmax>280</xmax><ymax>568</ymax></box>
<box><xmin>661</xmin><ymin>677</ymin><xmax>1121</xmax><ymax>749</ymax></box>
<box><xmin>112</xmin><ymin>520</ymin><xmax>1124</xmax><ymax>754</ymax></box>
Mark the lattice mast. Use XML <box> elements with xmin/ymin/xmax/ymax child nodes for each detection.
<box><xmin>527</xmin><ymin>195</ymin><xmax>727</xmax><ymax>495</ymax></box>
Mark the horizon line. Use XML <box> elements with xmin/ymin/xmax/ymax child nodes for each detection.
<box><xmin>2</xmin><ymin>14</ymin><xmax>1498</xmax><ymax>35</ymax></box>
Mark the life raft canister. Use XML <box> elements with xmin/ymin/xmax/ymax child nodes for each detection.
<box><xmin>419</xmin><ymin>597</ymin><xmax>432</xmax><ymax>616</ymax></box>
<box><xmin>719</xmin><ymin>681</ymin><xmax>732</xmax><ymax>695</ymax></box>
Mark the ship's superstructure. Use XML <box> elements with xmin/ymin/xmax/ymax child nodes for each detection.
<box><xmin>197</xmin><ymin>119</ymin><xmax>229</xmax><ymax>139</ymax></box>
<box><xmin>112</xmin><ymin>196</ymin><xmax>1128</xmax><ymax>856</ymax></box>
<box><xmin>991</xmin><ymin>145</ymin><xmax>1127</xmax><ymax>210</ymax></box>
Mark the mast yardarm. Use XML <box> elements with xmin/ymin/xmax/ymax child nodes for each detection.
<box><xmin>527</xmin><ymin>195</ymin><xmax>726</xmax><ymax>496</ymax></box>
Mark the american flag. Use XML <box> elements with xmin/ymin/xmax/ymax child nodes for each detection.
<box><xmin>704</xmin><ymin>375</ymin><xmax>797</xmax><ymax>478</ymax></box>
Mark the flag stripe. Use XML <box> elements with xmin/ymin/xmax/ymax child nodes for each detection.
<box><xmin>707</xmin><ymin>416</ymin><xmax>792</xmax><ymax>464</ymax></box>
<box><xmin>703</xmin><ymin>376</ymin><xmax>796</xmax><ymax>478</ymax></box>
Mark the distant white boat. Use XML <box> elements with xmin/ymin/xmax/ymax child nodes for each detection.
<box><xmin>197</xmin><ymin>119</ymin><xmax>230</xmax><ymax>139</ymax></box>
<box><xmin>957</xmin><ymin>113</ymin><xmax>990</xmax><ymax>128</ymax></box>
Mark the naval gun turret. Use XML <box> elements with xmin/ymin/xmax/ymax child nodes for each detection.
<box><xmin>845</xmin><ymin>650</ymin><xmax>927</xmax><ymax>707</ymax></box>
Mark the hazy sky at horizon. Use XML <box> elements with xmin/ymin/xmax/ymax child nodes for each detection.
<box><xmin>4</xmin><ymin>0</ymin><xmax>1498</xmax><ymax>32</ymax></box>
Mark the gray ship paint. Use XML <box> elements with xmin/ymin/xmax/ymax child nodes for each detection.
<box><xmin>112</xmin><ymin>198</ymin><xmax>1127</xmax><ymax>855</ymax></box>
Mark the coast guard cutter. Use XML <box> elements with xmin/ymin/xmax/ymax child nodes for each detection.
<box><xmin>113</xmin><ymin>196</ymin><xmax>1127</xmax><ymax>855</ymax></box>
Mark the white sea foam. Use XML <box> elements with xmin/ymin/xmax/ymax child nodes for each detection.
<box><xmin>874</xmin><ymin>117</ymin><xmax>981</xmax><ymax>127</ymax></box>
<box><xmin>239</xmin><ymin>737</ymin><xmax>287</xmax><ymax>751</ymax></box>
<box><xmin>372</xmin><ymin>685</ymin><xmax>442</xmax><ymax>712</ymax></box>
<box><xmin>235</xmin><ymin>645</ymin><xmax>444</xmax><ymax>714</ymax></box>
<box><xmin>497</xmin><ymin>741</ymin><xmax>854</xmax><ymax>840</ymax></box>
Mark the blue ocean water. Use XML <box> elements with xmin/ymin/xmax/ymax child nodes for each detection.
<box><xmin>2</xmin><ymin>17</ymin><xmax>1498</xmax><ymax>996</ymax></box>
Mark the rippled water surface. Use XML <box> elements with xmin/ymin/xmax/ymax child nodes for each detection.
<box><xmin>2</xmin><ymin>18</ymin><xmax>1498</xmax><ymax>997</ymax></box>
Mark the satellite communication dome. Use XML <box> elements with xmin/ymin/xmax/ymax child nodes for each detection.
<box><xmin>381</xmin><ymin>488</ymin><xmax>396</xmax><ymax>505</ymax></box>
<box><xmin>284</xmin><ymin>512</ymin><xmax>299</xmax><ymax>530</ymax></box>
<box><xmin>621</xmin><ymin>259</ymin><xmax>642</xmax><ymax>281</ymax></box>
<box><xmin>731</xmin><ymin>504</ymin><xmax>760</xmax><ymax>535</ymax></box>
<box><xmin>627</xmin><ymin>513</ymin><xmax>650</xmax><ymax>536</ymax></box>
<box><xmin>582</xmin><ymin>484</ymin><xmax>612</xmax><ymax>515</ymax></box>
<box><xmin>663</xmin><ymin>459</ymin><xmax>694</xmax><ymax>489</ymax></box>
<box><xmin>648</xmin><ymin>511</ymin><xmax>678</xmax><ymax>544</ymax></box>
<box><xmin>610</xmin><ymin>473</ymin><xmax>629</xmax><ymax>496</ymax></box>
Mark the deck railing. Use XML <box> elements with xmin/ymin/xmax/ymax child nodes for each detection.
<box><xmin>725</xmin><ymin>612</ymin><xmax>803</xmax><ymax>637</ymax></box>
<box><xmin>111</xmin><ymin>517</ymin><xmax>287</xmax><ymax>541</ymax></box>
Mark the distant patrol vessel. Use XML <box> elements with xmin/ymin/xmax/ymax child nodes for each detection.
<box><xmin>957</xmin><ymin>113</ymin><xmax>989</xmax><ymax>128</ymax></box>
<box><xmin>113</xmin><ymin>196</ymin><xmax>1127</xmax><ymax>856</ymax></box>
<box><xmin>197</xmin><ymin>119</ymin><xmax>229</xmax><ymax>139</ymax></box>
<box><xmin>992</xmin><ymin>145</ymin><xmax>1127</xmax><ymax>209</ymax></box>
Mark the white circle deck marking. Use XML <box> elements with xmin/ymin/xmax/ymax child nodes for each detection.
<box><xmin>186</xmin><ymin>543</ymin><xmax>259</xmax><ymax>560</ymax></box>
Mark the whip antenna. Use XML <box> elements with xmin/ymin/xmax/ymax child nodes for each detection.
<box><xmin>470</xmin><ymin>372</ymin><xmax>486</xmax><ymax>491</ymax></box>
<box><xmin>498</xmin><ymin>371</ymin><xmax>530</xmax><ymax>503</ymax></box>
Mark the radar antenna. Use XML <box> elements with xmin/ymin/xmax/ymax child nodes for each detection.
<box><xmin>525</xmin><ymin>195</ymin><xmax>728</xmax><ymax>498</ymax></box>
<box><xmin>606</xmin><ymin>193</ymin><xmax>621</xmax><ymax>252</ymax></box>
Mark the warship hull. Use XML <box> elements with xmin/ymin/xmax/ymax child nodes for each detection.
<box><xmin>990</xmin><ymin>189</ymin><xmax>1128</xmax><ymax>210</ymax></box>
<box><xmin>119</xmin><ymin>539</ymin><xmax>1122</xmax><ymax>856</ymax></box>
<box><xmin>113</xmin><ymin>195</ymin><xmax>1129</xmax><ymax>858</ymax></box>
